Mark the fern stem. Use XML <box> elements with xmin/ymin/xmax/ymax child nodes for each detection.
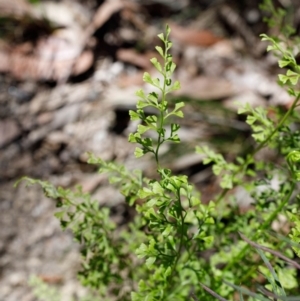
<box><xmin>253</xmin><ymin>94</ymin><xmax>300</xmax><ymax>155</ymax></box>
<box><xmin>224</xmin><ymin>180</ymin><xmax>296</xmax><ymax>274</ymax></box>
<box><xmin>168</xmin><ymin>189</ymin><xmax>185</xmax><ymax>290</ymax></box>
<box><xmin>154</xmin><ymin>41</ymin><xmax>168</xmax><ymax>166</ymax></box>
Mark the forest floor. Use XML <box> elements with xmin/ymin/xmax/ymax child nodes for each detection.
<box><xmin>0</xmin><ymin>0</ymin><xmax>299</xmax><ymax>300</ymax></box>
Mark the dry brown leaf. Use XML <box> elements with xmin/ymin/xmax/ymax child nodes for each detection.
<box><xmin>0</xmin><ymin>39</ymin><xmax>93</xmax><ymax>81</ymax></box>
<box><xmin>0</xmin><ymin>0</ymin><xmax>129</xmax><ymax>81</ymax></box>
<box><xmin>85</xmin><ymin>0</ymin><xmax>124</xmax><ymax>36</ymax></box>
<box><xmin>0</xmin><ymin>0</ymin><xmax>33</xmax><ymax>17</ymax></box>
<box><xmin>117</xmin><ymin>49</ymin><xmax>157</xmax><ymax>69</ymax></box>
<box><xmin>176</xmin><ymin>76</ymin><xmax>236</xmax><ymax>100</ymax></box>
<box><xmin>117</xmin><ymin>49</ymin><xmax>150</xmax><ymax>69</ymax></box>
<box><xmin>170</xmin><ymin>22</ymin><xmax>223</xmax><ymax>47</ymax></box>
<box><xmin>120</xmin><ymin>2</ymin><xmax>147</xmax><ymax>31</ymax></box>
<box><xmin>38</xmin><ymin>275</ymin><xmax>63</xmax><ymax>284</ymax></box>
<box><xmin>0</xmin><ymin>0</ymin><xmax>143</xmax><ymax>82</ymax></box>
<box><xmin>73</xmin><ymin>50</ymin><xmax>94</xmax><ymax>76</ymax></box>
<box><xmin>117</xmin><ymin>71</ymin><xmax>145</xmax><ymax>88</ymax></box>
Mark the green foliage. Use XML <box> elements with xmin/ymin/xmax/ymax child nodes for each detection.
<box><xmin>29</xmin><ymin>275</ymin><xmax>97</xmax><ymax>301</ymax></box>
<box><xmin>16</xmin><ymin>6</ymin><xmax>300</xmax><ymax>300</ymax></box>
<box><xmin>260</xmin><ymin>0</ymin><xmax>297</xmax><ymax>37</ymax></box>
<box><xmin>29</xmin><ymin>276</ymin><xmax>61</xmax><ymax>301</ymax></box>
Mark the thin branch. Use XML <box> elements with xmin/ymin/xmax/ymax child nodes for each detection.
<box><xmin>239</xmin><ymin>232</ymin><xmax>300</xmax><ymax>270</ymax></box>
<box><xmin>190</xmin><ymin>292</ymin><xmax>200</xmax><ymax>301</ymax></box>
<box><xmin>199</xmin><ymin>283</ymin><xmax>230</xmax><ymax>301</ymax></box>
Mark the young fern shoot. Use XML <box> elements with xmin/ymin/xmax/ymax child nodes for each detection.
<box><xmin>128</xmin><ymin>25</ymin><xmax>215</xmax><ymax>300</ymax></box>
<box><xmin>128</xmin><ymin>25</ymin><xmax>182</xmax><ymax>165</ymax></box>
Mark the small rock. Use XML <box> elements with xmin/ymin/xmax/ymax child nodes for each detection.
<box><xmin>19</xmin><ymin>115</ymin><xmax>35</xmax><ymax>131</ymax></box>
<box><xmin>25</xmin><ymin>103</ymin><xmax>81</xmax><ymax>146</ymax></box>
<box><xmin>37</xmin><ymin>112</ymin><xmax>54</xmax><ymax>125</ymax></box>
<box><xmin>51</xmin><ymin>103</ymin><xmax>81</xmax><ymax>129</ymax></box>
<box><xmin>77</xmin><ymin>173</ymin><xmax>106</xmax><ymax>193</ymax></box>
<box><xmin>0</xmin><ymin>119</ymin><xmax>20</xmax><ymax>148</ymax></box>
<box><xmin>8</xmin><ymin>272</ymin><xmax>25</xmax><ymax>286</ymax></box>
<box><xmin>223</xmin><ymin>90</ymin><xmax>266</xmax><ymax>111</ymax></box>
